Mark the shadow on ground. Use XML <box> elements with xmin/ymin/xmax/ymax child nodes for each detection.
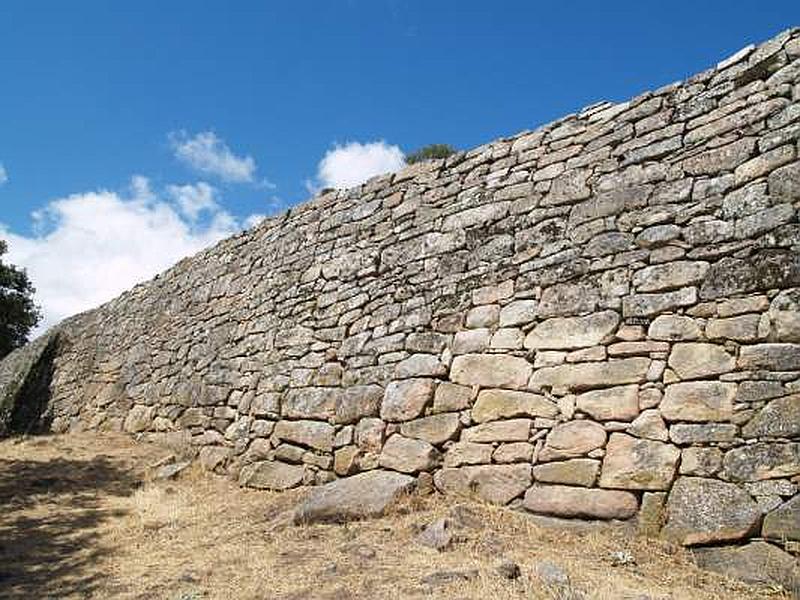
<box><xmin>0</xmin><ymin>443</ymin><xmax>139</xmax><ymax>599</ymax></box>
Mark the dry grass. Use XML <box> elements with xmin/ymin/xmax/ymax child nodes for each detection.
<box><xmin>0</xmin><ymin>432</ymin><xmax>789</xmax><ymax>599</ymax></box>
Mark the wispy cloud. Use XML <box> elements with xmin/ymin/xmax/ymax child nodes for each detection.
<box><xmin>167</xmin><ymin>181</ymin><xmax>218</xmax><ymax>220</ymax></box>
<box><xmin>312</xmin><ymin>140</ymin><xmax>405</xmax><ymax>191</ymax></box>
<box><xmin>0</xmin><ymin>163</ymin><xmax>8</xmax><ymax>186</ymax></box>
<box><xmin>1</xmin><ymin>176</ymin><xmax>260</xmax><ymax>333</ymax></box>
<box><xmin>169</xmin><ymin>130</ymin><xmax>258</xmax><ymax>183</ymax></box>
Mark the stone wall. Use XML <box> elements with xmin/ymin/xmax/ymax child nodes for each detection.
<box><xmin>2</xmin><ymin>29</ymin><xmax>800</xmax><ymax>553</ymax></box>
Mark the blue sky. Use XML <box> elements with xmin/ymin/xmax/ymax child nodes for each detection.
<box><xmin>0</xmin><ymin>1</ymin><xmax>797</xmax><ymax>331</ymax></box>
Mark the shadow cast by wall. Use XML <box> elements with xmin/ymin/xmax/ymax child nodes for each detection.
<box><xmin>0</xmin><ymin>451</ymin><xmax>139</xmax><ymax>599</ymax></box>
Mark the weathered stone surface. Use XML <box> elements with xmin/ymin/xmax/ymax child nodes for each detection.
<box><xmin>434</xmin><ymin>464</ymin><xmax>532</xmax><ymax>505</ymax></box>
<box><xmin>575</xmin><ymin>385</ymin><xmax>639</xmax><ymax>421</ymax></box>
<box><xmin>669</xmin><ymin>423</ymin><xmax>737</xmax><ymax>444</ymax></box>
<box><xmin>700</xmin><ymin>251</ymin><xmax>800</xmax><ymax>301</ymax></box>
<box><xmin>379</xmin><ymin>434</ymin><xmax>439</xmax><ymax>473</ymax></box>
<box><xmin>123</xmin><ymin>405</ymin><xmax>154</xmax><ymax>433</ymax></box>
<box><xmin>599</xmin><ymin>433</ymin><xmax>679</xmax><ymax>490</ymax></box>
<box><xmin>679</xmin><ymin>447</ymin><xmax>722</xmax><ymax>476</ymax></box>
<box><xmin>499</xmin><ymin>300</ymin><xmax>538</xmax><ymax>327</ymax></box>
<box><xmin>432</xmin><ymin>382</ymin><xmax>473</xmax><ymax>413</ymax></box>
<box><xmin>472</xmin><ymin>389</ymin><xmax>558</xmax><ymax>423</ymax></box>
<box><xmin>628</xmin><ymin>409</ymin><xmax>668</xmax><ymax>441</ymax></box>
<box><xmin>667</xmin><ymin>343</ymin><xmax>735</xmax><ymax>380</ymax></box>
<box><xmin>762</xmin><ymin>495</ymin><xmax>800</xmax><ymax>541</ymax></box>
<box><xmin>632</xmin><ymin>261</ymin><xmax>709</xmax><ymax>292</ymax></box>
<box><xmin>722</xmin><ymin>442</ymin><xmax>800</xmax><ymax>482</ymax></box>
<box><xmin>524</xmin><ymin>311</ymin><xmax>620</xmax><ymax>350</ymax></box>
<box><xmin>662</xmin><ymin>477</ymin><xmax>761</xmax><ymax>545</ymax></box>
<box><xmin>738</xmin><ymin>343</ymin><xmax>800</xmax><ymax>371</ymax></box>
<box><xmin>660</xmin><ymin>381</ymin><xmax>736</xmax><ymax>422</ymax></box>
<box><xmin>450</xmin><ymin>354</ymin><xmax>532</xmax><ymax>390</ymax></box>
<box><xmin>293</xmin><ymin>470</ymin><xmax>415</xmax><ymax>523</ymax></box>
<box><xmin>283</xmin><ymin>388</ymin><xmax>335</xmax><ymax>420</ymax></box>
<box><xmin>742</xmin><ymin>394</ymin><xmax>800</xmax><ymax>438</ymax></box>
<box><xmin>539</xmin><ymin>420</ymin><xmax>607</xmax><ymax>461</ymax></box>
<box><xmin>532</xmin><ymin>458</ymin><xmax>599</xmax><ymax>487</ymax></box>
<box><xmin>395</xmin><ymin>354</ymin><xmax>447</xmax><ymax>378</ymax></box>
<box><xmin>334</xmin><ymin>385</ymin><xmax>383</xmax><ymax>424</ymax></box>
<box><xmin>239</xmin><ymin>460</ymin><xmax>306</xmax><ymax>490</ymax></box>
<box><xmin>400</xmin><ymin>413</ymin><xmax>461</xmax><ymax>445</ymax></box>
<box><xmin>622</xmin><ymin>287</ymin><xmax>697</xmax><ymax>318</ymax></box>
<box><xmin>443</xmin><ymin>442</ymin><xmax>493</xmax><ymax>467</ymax></box>
<box><xmin>274</xmin><ymin>420</ymin><xmax>335</xmax><ymax>452</ymax></box>
<box><xmin>647</xmin><ymin>315</ymin><xmax>702</xmax><ymax>341</ymax></box>
<box><xmin>768</xmin><ymin>289</ymin><xmax>800</xmax><ymax>342</ymax></box>
<box><xmin>381</xmin><ymin>379</ymin><xmax>435</xmax><ymax>422</ymax></box>
<box><xmin>462</xmin><ymin>418</ymin><xmax>532</xmax><ymax>443</ymax></box>
<box><xmin>693</xmin><ymin>542</ymin><xmax>800</xmax><ymax>593</ymax></box>
<box><xmin>530</xmin><ymin>358</ymin><xmax>651</xmax><ymax>392</ymax></box>
<box><xmin>523</xmin><ymin>484</ymin><xmax>638</xmax><ymax>520</ymax></box>
<box><xmin>493</xmin><ymin>441</ymin><xmax>533</xmax><ymax>463</ymax></box>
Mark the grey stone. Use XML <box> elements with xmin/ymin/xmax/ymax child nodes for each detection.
<box><xmin>532</xmin><ymin>458</ymin><xmax>600</xmax><ymax>487</ymax></box>
<box><xmin>722</xmin><ymin>442</ymin><xmax>800</xmax><ymax>482</ymax></box>
<box><xmin>599</xmin><ymin>433</ymin><xmax>680</xmax><ymax>491</ymax></box>
<box><xmin>742</xmin><ymin>394</ymin><xmax>800</xmax><ymax>438</ymax></box>
<box><xmin>379</xmin><ymin>434</ymin><xmax>439</xmax><ymax>473</ymax></box>
<box><xmin>239</xmin><ymin>460</ymin><xmax>307</xmax><ymax>490</ymax></box>
<box><xmin>667</xmin><ymin>343</ymin><xmax>735</xmax><ymax>380</ymax></box>
<box><xmin>539</xmin><ymin>420</ymin><xmax>607</xmax><ymax>461</ymax></box>
<box><xmin>472</xmin><ymin>389</ymin><xmax>558</xmax><ymax>423</ymax></box>
<box><xmin>669</xmin><ymin>423</ymin><xmax>737</xmax><ymax>444</ymax></box>
<box><xmin>381</xmin><ymin>378</ymin><xmax>436</xmax><ymax>422</ymax></box>
<box><xmin>693</xmin><ymin>542</ymin><xmax>800</xmax><ymax>594</ymax></box>
<box><xmin>462</xmin><ymin>418</ymin><xmax>532</xmax><ymax>443</ymax></box>
<box><xmin>661</xmin><ymin>381</ymin><xmax>736</xmax><ymax>422</ymax></box>
<box><xmin>575</xmin><ymin>385</ymin><xmax>639</xmax><ymax>421</ymax></box>
<box><xmin>622</xmin><ymin>288</ymin><xmax>697</xmax><ymax>318</ymax></box>
<box><xmin>450</xmin><ymin>354</ymin><xmax>532</xmax><ymax>389</ymax></box>
<box><xmin>632</xmin><ymin>261</ymin><xmax>709</xmax><ymax>293</ymax></box>
<box><xmin>523</xmin><ymin>484</ymin><xmax>638</xmax><ymax>520</ymax></box>
<box><xmin>434</xmin><ymin>464</ymin><xmax>532</xmax><ymax>504</ymax></box>
<box><xmin>443</xmin><ymin>441</ymin><xmax>493</xmax><ymax>467</ymax></box>
<box><xmin>530</xmin><ymin>358</ymin><xmax>650</xmax><ymax>393</ymax></box>
<box><xmin>662</xmin><ymin>477</ymin><xmax>761</xmax><ymax>545</ymax></box>
<box><xmin>524</xmin><ymin>311</ymin><xmax>620</xmax><ymax>350</ymax></box>
<box><xmin>768</xmin><ymin>289</ymin><xmax>800</xmax><ymax>342</ymax></box>
<box><xmin>274</xmin><ymin>420</ymin><xmax>335</xmax><ymax>452</ymax></box>
<box><xmin>762</xmin><ymin>495</ymin><xmax>800</xmax><ymax>542</ymax></box>
<box><xmin>739</xmin><ymin>343</ymin><xmax>800</xmax><ymax>371</ymax></box>
<box><xmin>627</xmin><ymin>409</ymin><xmax>668</xmax><ymax>441</ymax></box>
<box><xmin>679</xmin><ymin>447</ymin><xmax>722</xmax><ymax>477</ymax></box>
<box><xmin>400</xmin><ymin>413</ymin><xmax>461</xmax><ymax>445</ymax></box>
<box><xmin>293</xmin><ymin>470</ymin><xmax>415</xmax><ymax>523</ymax></box>
<box><xmin>647</xmin><ymin>315</ymin><xmax>702</xmax><ymax>341</ymax></box>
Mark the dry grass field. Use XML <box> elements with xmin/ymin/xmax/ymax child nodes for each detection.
<box><xmin>0</xmin><ymin>432</ymin><xmax>790</xmax><ymax>599</ymax></box>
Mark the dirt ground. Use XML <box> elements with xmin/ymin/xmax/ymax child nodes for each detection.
<box><xmin>0</xmin><ymin>432</ymin><xmax>789</xmax><ymax>600</ymax></box>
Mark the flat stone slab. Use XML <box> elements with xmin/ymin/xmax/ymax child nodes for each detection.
<box><xmin>693</xmin><ymin>542</ymin><xmax>800</xmax><ymax>594</ymax></box>
<box><xmin>293</xmin><ymin>470</ymin><xmax>415</xmax><ymax>524</ymax></box>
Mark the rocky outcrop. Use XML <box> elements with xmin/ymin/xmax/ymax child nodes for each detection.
<box><xmin>1</xmin><ymin>28</ymin><xmax>799</xmax><ymax>588</ymax></box>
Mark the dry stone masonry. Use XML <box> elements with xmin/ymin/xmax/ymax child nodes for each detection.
<box><xmin>2</xmin><ymin>28</ymin><xmax>800</xmax><ymax>569</ymax></box>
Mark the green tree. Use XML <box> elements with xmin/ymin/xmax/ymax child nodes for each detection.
<box><xmin>0</xmin><ymin>240</ymin><xmax>41</xmax><ymax>359</ymax></box>
<box><xmin>405</xmin><ymin>144</ymin><xmax>457</xmax><ymax>165</ymax></box>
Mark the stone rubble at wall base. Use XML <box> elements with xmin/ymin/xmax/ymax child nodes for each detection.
<box><xmin>2</xmin><ymin>26</ymin><xmax>800</xmax><ymax>593</ymax></box>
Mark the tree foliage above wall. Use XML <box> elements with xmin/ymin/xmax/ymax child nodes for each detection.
<box><xmin>0</xmin><ymin>240</ymin><xmax>41</xmax><ymax>359</ymax></box>
<box><xmin>405</xmin><ymin>144</ymin><xmax>457</xmax><ymax>164</ymax></box>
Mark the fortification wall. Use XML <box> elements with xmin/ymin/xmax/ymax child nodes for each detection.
<box><xmin>3</xmin><ymin>28</ymin><xmax>800</xmax><ymax>550</ymax></box>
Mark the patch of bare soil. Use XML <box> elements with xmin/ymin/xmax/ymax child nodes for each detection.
<box><xmin>0</xmin><ymin>433</ymin><xmax>788</xmax><ymax>599</ymax></box>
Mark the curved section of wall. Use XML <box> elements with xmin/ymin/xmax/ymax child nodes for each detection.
<box><xmin>3</xmin><ymin>28</ymin><xmax>800</xmax><ymax>549</ymax></box>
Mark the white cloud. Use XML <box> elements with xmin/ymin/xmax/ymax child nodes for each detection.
<box><xmin>1</xmin><ymin>176</ymin><xmax>256</xmax><ymax>334</ymax></box>
<box><xmin>0</xmin><ymin>163</ymin><xmax>8</xmax><ymax>185</ymax></box>
<box><xmin>167</xmin><ymin>181</ymin><xmax>218</xmax><ymax>220</ymax></box>
<box><xmin>170</xmin><ymin>131</ymin><xmax>257</xmax><ymax>183</ymax></box>
<box><xmin>315</xmin><ymin>141</ymin><xmax>406</xmax><ymax>190</ymax></box>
